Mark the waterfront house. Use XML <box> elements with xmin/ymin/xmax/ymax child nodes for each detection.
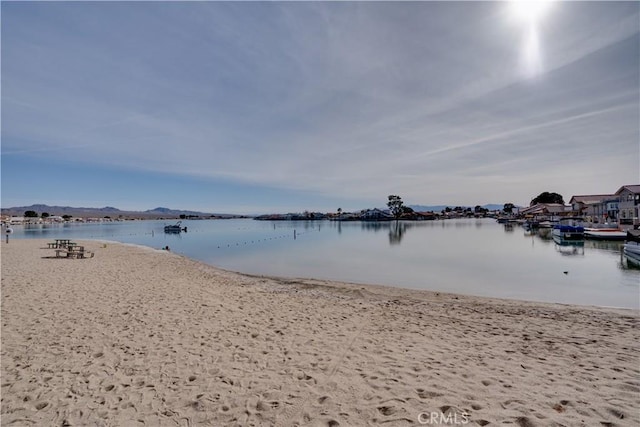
<box><xmin>6</xmin><ymin>216</ymin><xmax>28</xmax><ymax>225</ymax></box>
<box><xmin>615</xmin><ymin>185</ymin><xmax>640</xmax><ymax>225</ymax></box>
<box><xmin>415</xmin><ymin>211</ymin><xmax>438</xmax><ymax>220</ymax></box>
<box><xmin>519</xmin><ymin>203</ymin><xmax>568</xmax><ymax>219</ymax></box>
<box><xmin>569</xmin><ymin>194</ymin><xmax>617</xmax><ymax>223</ymax></box>
<box><xmin>600</xmin><ymin>198</ymin><xmax>620</xmax><ymax>222</ymax></box>
<box><xmin>360</xmin><ymin>208</ymin><xmax>394</xmax><ymax>221</ymax></box>
<box><xmin>569</xmin><ymin>194</ymin><xmax>614</xmax><ymax>214</ymax></box>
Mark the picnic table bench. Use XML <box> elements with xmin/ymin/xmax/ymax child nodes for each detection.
<box><xmin>48</xmin><ymin>239</ymin><xmax>76</xmax><ymax>249</ymax></box>
<box><xmin>54</xmin><ymin>245</ymin><xmax>94</xmax><ymax>259</ymax></box>
<box><xmin>55</xmin><ymin>249</ymin><xmax>76</xmax><ymax>258</ymax></box>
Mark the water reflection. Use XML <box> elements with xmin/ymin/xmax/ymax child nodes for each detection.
<box><xmin>519</xmin><ymin>224</ymin><xmax>639</xmax><ymax>273</ymax></box>
<box><xmin>388</xmin><ymin>222</ymin><xmax>406</xmax><ymax>245</ymax></box>
<box><xmin>339</xmin><ymin>219</ymin><xmax>491</xmax><ymax>245</ymax></box>
<box><xmin>536</xmin><ymin>228</ymin><xmax>553</xmax><ymax>241</ymax></box>
<box><xmin>584</xmin><ymin>240</ymin><xmax>624</xmax><ymax>252</ymax></box>
<box><xmin>554</xmin><ymin>241</ymin><xmax>585</xmax><ymax>256</ymax></box>
<box><xmin>359</xmin><ymin>222</ymin><xmax>388</xmax><ymax>232</ymax></box>
<box><xmin>622</xmin><ymin>257</ymin><xmax>640</xmax><ymax>271</ymax></box>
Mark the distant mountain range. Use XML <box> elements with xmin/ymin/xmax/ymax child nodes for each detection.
<box><xmin>1</xmin><ymin>203</ymin><xmax>513</xmax><ymax>219</ymax></box>
<box><xmin>0</xmin><ymin>204</ymin><xmax>242</xmax><ymax>219</ymax></box>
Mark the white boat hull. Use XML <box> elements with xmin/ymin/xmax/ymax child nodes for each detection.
<box><xmin>584</xmin><ymin>228</ymin><xmax>627</xmax><ymax>240</ymax></box>
<box><xmin>624</xmin><ymin>242</ymin><xmax>640</xmax><ymax>263</ymax></box>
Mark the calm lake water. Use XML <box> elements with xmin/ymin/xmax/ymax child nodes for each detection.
<box><xmin>8</xmin><ymin>218</ymin><xmax>639</xmax><ymax>309</ymax></box>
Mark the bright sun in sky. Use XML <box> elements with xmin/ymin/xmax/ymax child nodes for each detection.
<box><xmin>509</xmin><ymin>0</ymin><xmax>554</xmax><ymax>24</ymax></box>
<box><xmin>508</xmin><ymin>0</ymin><xmax>556</xmax><ymax>78</ymax></box>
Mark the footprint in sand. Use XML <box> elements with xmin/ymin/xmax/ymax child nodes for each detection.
<box><xmin>515</xmin><ymin>416</ymin><xmax>536</xmax><ymax>427</ymax></box>
<box><xmin>377</xmin><ymin>406</ymin><xmax>397</xmax><ymax>416</ymax></box>
<box><xmin>416</xmin><ymin>388</ymin><xmax>442</xmax><ymax>399</ymax></box>
<box><xmin>607</xmin><ymin>408</ymin><xmax>625</xmax><ymax>419</ymax></box>
<box><xmin>318</xmin><ymin>396</ymin><xmax>331</xmax><ymax>404</ymax></box>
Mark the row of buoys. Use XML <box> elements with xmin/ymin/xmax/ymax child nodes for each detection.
<box><xmin>216</xmin><ymin>231</ymin><xmax>311</xmax><ymax>249</ymax></box>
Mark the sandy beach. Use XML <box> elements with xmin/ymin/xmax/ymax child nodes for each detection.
<box><xmin>1</xmin><ymin>239</ymin><xmax>638</xmax><ymax>426</ymax></box>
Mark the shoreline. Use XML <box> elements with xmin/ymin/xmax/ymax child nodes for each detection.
<box><xmin>102</xmin><ymin>237</ymin><xmax>636</xmax><ymax>312</ymax></box>
<box><xmin>2</xmin><ymin>239</ymin><xmax>639</xmax><ymax>426</ymax></box>
<box><xmin>5</xmin><ymin>218</ymin><xmax>638</xmax><ymax>310</ymax></box>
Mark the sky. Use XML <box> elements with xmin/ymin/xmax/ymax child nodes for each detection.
<box><xmin>1</xmin><ymin>1</ymin><xmax>638</xmax><ymax>215</ymax></box>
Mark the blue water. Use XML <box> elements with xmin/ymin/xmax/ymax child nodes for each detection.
<box><xmin>7</xmin><ymin>218</ymin><xmax>639</xmax><ymax>309</ymax></box>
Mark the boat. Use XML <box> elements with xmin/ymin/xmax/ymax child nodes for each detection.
<box><xmin>623</xmin><ymin>230</ymin><xmax>640</xmax><ymax>265</ymax></box>
<box><xmin>164</xmin><ymin>221</ymin><xmax>187</xmax><ymax>233</ymax></box>
<box><xmin>583</xmin><ymin>226</ymin><xmax>627</xmax><ymax>240</ymax></box>
<box><xmin>552</xmin><ymin>217</ymin><xmax>584</xmax><ymax>240</ymax></box>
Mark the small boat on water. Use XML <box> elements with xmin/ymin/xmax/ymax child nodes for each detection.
<box><xmin>552</xmin><ymin>217</ymin><xmax>584</xmax><ymax>240</ymax></box>
<box><xmin>623</xmin><ymin>230</ymin><xmax>640</xmax><ymax>265</ymax></box>
<box><xmin>584</xmin><ymin>226</ymin><xmax>627</xmax><ymax>240</ymax></box>
<box><xmin>164</xmin><ymin>221</ymin><xmax>187</xmax><ymax>233</ymax></box>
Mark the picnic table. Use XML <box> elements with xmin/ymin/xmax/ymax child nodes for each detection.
<box><xmin>55</xmin><ymin>245</ymin><xmax>94</xmax><ymax>259</ymax></box>
<box><xmin>48</xmin><ymin>239</ymin><xmax>74</xmax><ymax>248</ymax></box>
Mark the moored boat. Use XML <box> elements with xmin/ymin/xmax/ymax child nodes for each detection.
<box><xmin>623</xmin><ymin>230</ymin><xmax>640</xmax><ymax>265</ymax></box>
<box><xmin>584</xmin><ymin>227</ymin><xmax>627</xmax><ymax>240</ymax></box>
<box><xmin>164</xmin><ymin>221</ymin><xmax>187</xmax><ymax>233</ymax></box>
<box><xmin>552</xmin><ymin>217</ymin><xmax>584</xmax><ymax>240</ymax></box>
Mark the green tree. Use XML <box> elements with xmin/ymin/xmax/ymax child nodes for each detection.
<box><xmin>387</xmin><ymin>195</ymin><xmax>404</xmax><ymax>220</ymax></box>
<box><xmin>530</xmin><ymin>192</ymin><xmax>564</xmax><ymax>206</ymax></box>
<box><xmin>503</xmin><ymin>203</ymin><xmax>515</xmax><ymax>214</ymax></box>
<box><xmin>24</xmin><ymin>210</ymin><xmax>38</xmax><ymax>218</ymax></box>
<box><xmin>41</xmin><ymin>212</ymin><xmax>50</xmax><ymax>218</ymax></box>
<box><xmin>62</xmin><ymin>215</ymin><xmax>72</xmax><ymax>221</ymax></box>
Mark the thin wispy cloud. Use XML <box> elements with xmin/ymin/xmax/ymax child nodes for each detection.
<box><xmin>1</xmin><ymin>1</ymin><xmax>638</xmax><ymax>212</ymax></box>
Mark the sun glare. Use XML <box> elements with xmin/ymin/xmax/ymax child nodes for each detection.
<box><xmin>509</xmin><ymin>0</ymin><xmax>554</xmax><ymax>24</ymax></box>
<box><xmin>508</xmin><ymin>0</ymin><xmax>555</xmax><ymax>78</ymax></box>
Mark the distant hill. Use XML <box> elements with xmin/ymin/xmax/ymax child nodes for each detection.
<box><xmin>0</xmin><ymin>204</ymin><xmax>243</xmax><ymax>219</ymax></box>
<box><xmin>145</xmin><ymin>207</ymin><xmax>216</xmax><ymax>217</ymax></box>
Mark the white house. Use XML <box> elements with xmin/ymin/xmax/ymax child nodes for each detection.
<box><xmin>615</xmin><ymin>185</ymin><xmax>640</xmax><ymax>225</ymax></box>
